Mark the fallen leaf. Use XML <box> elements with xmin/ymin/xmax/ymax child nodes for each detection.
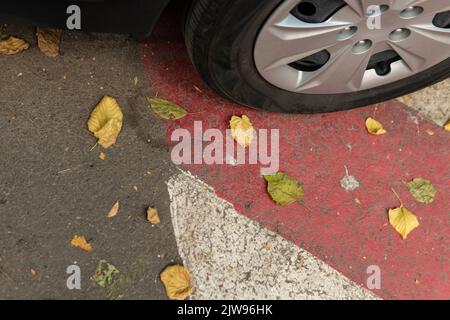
<box><xmin>99</xmin><ymin>152</ymin><xmax>106</xmax><ymax>161</ymax></box>
<box><xmin>388</xmin><ymin>206</ymin><xmax>420</xmax><ymax>240</ymax></box>
<box><xmin>264</xmin><ymin>172</ymin><xmax>304</xmax><ymax>206</ymax></box>
<box><xmin>147</xmin><ymin>207</ymin><xmax>161</xmax><ymax>225</ymax></box>
<box><xmin>36</xmin><ymin>27</ymin><xmax>61</xmax><ymax>57</ymax></box>
<box><xmin>160</xmin><ymin>264</ymin><xmax>193</xmax><ymax>300</ymax></box>
<box><xmin>31</xmin><ymin>269</ymin><xmax>37</xmax><ymax>276</ymax></box>
<box><xmin>365</xmin><ymin>117</ymin><xmax>387</xmax><ymax>135</ymax></box>
<box><xmin>88</xmin><ymin>96</ymin><xmax>123</xmax><ymax>148</ymax></box>
<box><xmin>0</xmin><ymin>36</ymin><xmax>30</xmax><ymax>55</ymax></box>
<box><xmin>133</xmin><ymin>186</ymin><xmax>138</xmax><ymax>192</ymax></box>
<box><xmin>407</xmin><ymin>178</ymin><xmax>436</xmax><ymax>204</ymax></box>
<box><xmin>147</xmin><ymin>97</ymin><xmax>187</xmax><ymax>120</ymax></box>
<box><xmin>426</xmin><ymin>129</ymin><xmax>435</xmax><ymax>136</ymax></box>
<box><xmin>445</xmin><ymin>120</ymin><xmax>450</xmax><ymax>132</ymax></box>
<box><xmin>230</xmin><ymin>115</ymin><xmax>254</xmax><ymax>147</ymax></box>
<box><xmin>133</xmin><ymin>76</ymin><xmax>138</xmax><ymax>86</ymax></box>
<box><xmin>71</xmin><ymin>235</ymin><xmax>93</xmax><ymax>252</ymax></box>
<box><xmin>91</xmin><ymin>260</ymin><xmax>126</xmax><ymax>300</ymax></box>
<box><xmin>401</xmin><ymin>95</ymin><xmax>409</xmax><ymax>105</ymax></box>
<box><xmin>262</xmin><ymin>242</ymin><xmax>271</xmax><ymax>250</ymax></box>
<box><xmin>0</xmin><ymin>25</ymin><xmax>7</xmax><ymax>40</ymax></box>
<box><xmin>91</xmin><ymin>260</ymin><xmax>121</xmax><ymax>288</ymax></box>
<box><xmin>107</xmin><ymin>201</ymin><xmax>120</xmax><ymax>218</ymax></box>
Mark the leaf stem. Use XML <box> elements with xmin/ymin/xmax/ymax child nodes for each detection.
<box><xmin>391</xmin><ymin>188</ymin><xmax>403</xmax><ymax>206</ymax></box>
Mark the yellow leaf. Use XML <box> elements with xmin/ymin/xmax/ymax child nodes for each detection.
<box><xmin>365</xmin><ymin>117</ymin><xmax>386</xmax><ymax>135</ymax></box>
<box><xmin>388</xmin><ymin>206</ymin><xmax>419</xmax><ymax>240</ymax></box>
<box><xmin>230</xmin><ymin>115</ymin><xmax>254</xmax><ymax>147</ymax></box>
<box><xmin>88</xmin><ymin>96</ymin><xmax>123</xmax><ymax>148</ymax></box>
<box><xmin>444</xmin><ymin>120</ymin><xmax>450</xmax><ymax>132</ymax></box>
<box><xmin>107</xmin><ymin>201</ymin><xmax>120</xmax><ymax>218</ymax></box>
<box><xmin>36</xmin><ymin>27</ymin><xmax>61</xmax><ymax>57</ymax></box>
<box><xmin>99</xmin><ymin>152</ymin><xmax>106</xmax><ymax>161</ymax></box>
<box><xmin>160</xmin><ymin>264</ymin><xmax>193</xmax><ymax>300</ymax></box>
<box><xmin>0</xmin><ymin>36</ymin><xmax>30</xmax><ymax>55</ymax></box>
<box><xmin>147</xmin><ymin>207</ymin><xmax>161</xmax><ymax>225</ymax></box>
<box><xmin>71</xmin><ymin>235</ymin><xmax>93</xmax><ymax>252</ymax></box>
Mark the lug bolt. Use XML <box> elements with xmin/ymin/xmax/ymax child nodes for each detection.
<box><xmin>352</xmin><ymin>39</ymin><xmax>373</xmax><ymax>54</ymax></box>
<box><xmin>389</xmin><ymin>28</ymin><xmax>411</xmax><ymax>42</ymax></box>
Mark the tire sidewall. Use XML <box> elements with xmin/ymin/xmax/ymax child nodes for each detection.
<box><xmin>200</xmin><ymin>0</ymin><xmax>450</xmax><ymax>113</ymax></box>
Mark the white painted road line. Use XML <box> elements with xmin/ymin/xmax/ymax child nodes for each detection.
<box><xmin>168</xmin><ymin>171</ymin><xmax>378</xmax><ymax>300</ymax></box>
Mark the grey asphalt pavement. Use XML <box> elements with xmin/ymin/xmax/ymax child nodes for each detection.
<box><xmin>0</xmin><ymin>25</ymin><xmax>179</xmax><ymax>299</ymax></box>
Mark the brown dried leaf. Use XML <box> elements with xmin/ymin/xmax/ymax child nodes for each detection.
<box><xmin>36</xmin><ymin>27</ymin><xmax>61</xmax><ymax>57</ymax></box>
<box><xmin>160</xmin><ymin>264</ymin><xmax>193</xmax><ymax>300</ymax></box>
<box><xmin>147</xmin><ymin>207</ymin><xmax>161</xmax><ymax>225</ymax></box>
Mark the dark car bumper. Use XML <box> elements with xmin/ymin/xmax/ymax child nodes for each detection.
<box><xmin>0</xmin><ymin>0</ymin><xmax>170</xmax><ymax>37</ymax></box>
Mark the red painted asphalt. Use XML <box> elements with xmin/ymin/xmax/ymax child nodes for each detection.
<box><xmin>141</xmin><ymin>14</ymin><xmax>449</xmax><ymax>299</ymax></box>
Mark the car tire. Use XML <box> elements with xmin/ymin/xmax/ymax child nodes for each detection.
<box><xmin>183</xmin><ymin>0</ymin><xmax>450</xmax><ymax>113</ymax></box>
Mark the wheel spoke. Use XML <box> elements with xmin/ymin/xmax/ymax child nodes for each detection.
<box><xmin>407</xmin><ymin>0</ymin><xmax>450</xmax><ymax>15</ymax></box>
<box><xmin>297</xmin><ymin>43</ymin><xmax>373</xmax><ymax>92</ymax></box>
<box><xmin>389</xmin><ymin>25</ymin><xmax>450</xmax><ymax>72</ymax></box>
<box><xmin>344</xmin><ymin>0</ymin><xmax>392</xmax><ymax>16</ymax></box>
<box><xmin>257</xmin><ymin>15</ymin><xmax>351</xmax><ymax>71</ymax></box>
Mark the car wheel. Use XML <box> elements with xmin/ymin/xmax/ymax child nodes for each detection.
<box><xmin>184</xmin><ymin>0</ymin><xmax>450</xmax><ymax>113</ymax></box>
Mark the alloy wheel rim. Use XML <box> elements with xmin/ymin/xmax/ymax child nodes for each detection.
<box><xmin>254</xmin><ymin>0</ymin><xmax>450</xmax><ymax>94</ymax></box>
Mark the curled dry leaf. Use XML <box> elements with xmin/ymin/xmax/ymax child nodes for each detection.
<box><xmin>388</xmin><ymin>206</ymin><xmax>420</xmax><ymax>240</ymax></box>
<box><xmin>88</xmin><ymin>96</ymin><xmax>123</xmax><ymax>149</ymax></box>
<box><xmin>445</xmin><ymin>120</ymin><xmax>450</xmax><ymax>132</ymax></box>
<box><xmin>160</xmin><ymin>264</ymin><xmax>193</xmax><ymax>300</ymax></box>
<box><xmin>0</xmin><ymin>36</ymin><xmax>30</xmax><ymax>55</ymax></box>
<box><xmin>36</xmin><ymin>27</ymin><xmax>61</xmax><ymax>57</ymax></box>
<box><xmin>107</xmin><ymin>201</ymin><xmax>120</xmax><ymax>218</ymax></box>
<box><xmin>71</xmin><ymin>235</ymin><xmax>93</xmax><ymax>252</ymax></box>
<box><xmin>147</xmin><ymin>97</ymin><xmax>188</xmax><ymax>120</ymax></box>
<box><xmin>365</xmin><ymin>117</ymin><xmax>386</xmax><ymax>135</ymax></box>
<box><xmin>147</xmin><ymin>207</ymin><xmax>161</xmax><ymax>225</ymax></box>
<box><xmin>407</xmin><ymin>178</ymin><xmax>436</xmax><ymax>204</ymax></box>
<box><xmin>264</xmin><ymin>172</ymin><xmax>304</xmax><ymax>206</ymax></box>
<box><xmin>230</xmin><ymin>115</ymin><xmax>254</xmax><ymax>148</ymax></box>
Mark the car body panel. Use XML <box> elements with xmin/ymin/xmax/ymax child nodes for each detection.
<box><xmin>0</xmin><ymin>0</ymin><xmax>171</xmax><ymax>37</ymax></box>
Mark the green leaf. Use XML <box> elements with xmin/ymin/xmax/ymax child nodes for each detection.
<box><xmin>147</xmin><ymin>97</ymin><xmax>188</xmax><ymax>120</ymax></box>
<box><xmin>91</xmin><ymin>260</ymin><xmax>127</xmax><ymax>300</ymax></box>
<box><xmin>91</xmin><ymin>260</ymin><xmax>121</xmax><ymax>288</ymax></box>
<box><xmin>264</xmin><ymin>172</ymin><xmax>304</xmax><ymax>206</ymax></box>
<box><xmin>407</xmin><ymin>178</ymin><xmax>437</xmax><ymax>204</ymax></box>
